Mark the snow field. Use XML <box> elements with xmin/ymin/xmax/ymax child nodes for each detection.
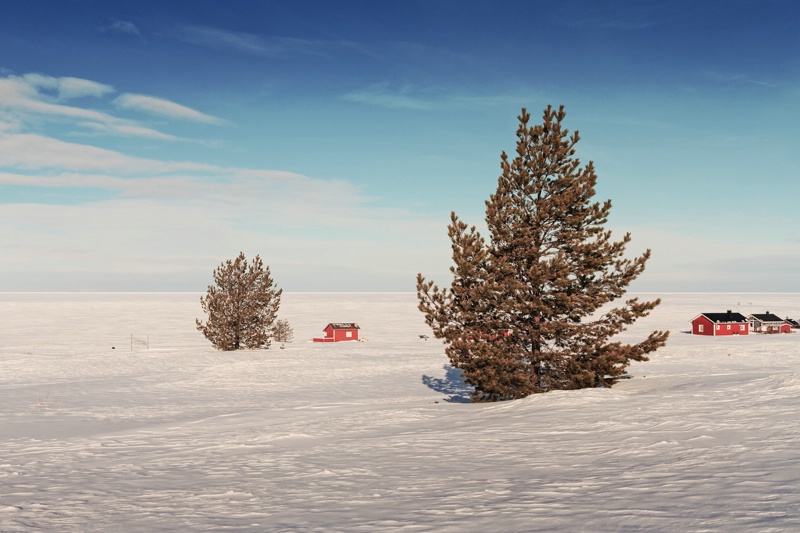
<box><xmin>1</xmin><ymin>292</ymin><xmax>799</xmax><ymax>532</ymax></box>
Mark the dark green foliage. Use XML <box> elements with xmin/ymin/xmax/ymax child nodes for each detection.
<box><xmin>417</xmin><ymin>106</ymin><xmax>669</xmax><ymax>401</ymax></box>
<box><xmin>196</xmin><ymin>252</ymin><xmax>282</xmax><ymax>350</ymax></box>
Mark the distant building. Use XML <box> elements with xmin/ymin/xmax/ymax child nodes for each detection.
<box><xmin>313</xmin><ymin>323</ymin><xmax>361</xmax><ymax>343</ymax></box>
<box><xmin>786</xmin><ymin>318</ymin><xmax>800</xmax><ymax>329</ymax></box>
<box><xmin>747</xmin><ymin>312</ymin><xmax>792</xmax><ymax>334</ymax></box>
<box><xmin>690</xmin><ymin>311</ymin><xmax>749</xmax><ymax>336</ymax></box>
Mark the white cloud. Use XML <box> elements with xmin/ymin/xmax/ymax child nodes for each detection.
<box><xmin>0</xmin><ymin>71</ymin><xmax>448</xmax><ymax>291</ymax></box>
<box><xmin>21</xmin><ymin>73</ymin><xmax>115</xmax><ymax>100</ymax></box>
<box><xmin>0</xmin><ymin>133</ymin><xmax>192</xmax><ymax>173</ymax></box>
<box><xmin>115</xmin><ymin>93</ymin><xmax>226</xmax><ymax>124</ymax></box>
<box><xmin>0</xmin><ymin>164</ymin><xmax>445</xmax><ymax>292</ymax></box>
<box><xmin>76</xmin><ymin>120</ymin><xmax>177</xmax><ymax>140</ymax></box>
<box><xmin>0</xmin><ymin>113</ymin><xmax>22</xmax><ymax>134</ymax></box>
<box><xmin>0</xmin><ymin>126</ymin><xmax>409</xmax><ymax>234</ymax></box>
<box><xmin>0</xmin><ymin>74</ymin><xmax>178</xmax><ymax>140</ymax></box>
<box><xmin>0</xmin><ymin>120</ymin><xmax>446</xmax><ymax>291</ymax></box>
<box><xmin>57</xmin><ymin>77</ymin><xmax>116</xmax><ymax>99</ymax></box>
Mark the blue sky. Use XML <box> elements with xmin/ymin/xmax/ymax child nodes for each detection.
<box><xmin>1</xmin><ymin>0</ymin><xmax>798</xmax><ymax>292</ymax></box>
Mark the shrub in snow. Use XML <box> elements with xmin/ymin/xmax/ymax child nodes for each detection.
<box><xmin>273</xmin><ymin>319</ymin><xmax>294</xmax><ymax>344</ymax></box>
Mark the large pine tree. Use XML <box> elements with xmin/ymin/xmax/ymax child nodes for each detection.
<box><xmin>197</xmin><ymin>252</ymin><xmax>282</xmax><ymax>350</ymax></box>
<box><xmin>417</xmin><ymin>106</ymin><xmax>669</xmax><ymax>401</ymax></box>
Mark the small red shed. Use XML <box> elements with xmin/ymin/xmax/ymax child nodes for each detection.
<box><xmin>690</xmin><ymin>311</ymin><xmax>749</xmax><ymax>336</ymax></box>
<box><xmin>313</xmin><ymin>323</ymin><xmax>360</xmax><ymax>343</ymax></box>
<box><xmin>747</xmin><ymin>312</ymin><xmax>792</xmax><ymax>334</ymax></box>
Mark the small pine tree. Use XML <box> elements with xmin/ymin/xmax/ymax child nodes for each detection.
<box><xmin>273</xmin><ymin>319</ymin><xmax>294</xmax><ymax>344</ymax></box>
<box><xmin>417</xmin><ymin>105</ymin><xmax>669</xmax><ymax>401</ymax></box>
<box><xmin>196</xmin><ymin>252</ymin><xmax>282</xmax><ymax>350</ymax></box>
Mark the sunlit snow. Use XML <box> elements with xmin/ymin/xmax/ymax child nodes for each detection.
<box><xmin>1</xmin><ymin>292</ymin><xmax>798</xmax><ymax>531</ymax></box>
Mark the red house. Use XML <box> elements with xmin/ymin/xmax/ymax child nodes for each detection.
<box><xmin>313</xmin><ymin>323</ymin><xmax>360</xmax><ymax>343</ymax></box>
<box><xmin>747</xmin><ymin>312</ymin><xmax>792</xmax><ymax>334</ymax></box>
<box><xmin>690</xmin><ymin>311</ymin><xmax>749</xmax><ymax>336</ymax></box>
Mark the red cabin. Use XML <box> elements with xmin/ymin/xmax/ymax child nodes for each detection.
<box><xmin>690</xmin><ymin>311</ymin><xmax>749</xmax><ymax>336</ymax></box>
<box><xmin>313</xmin><ymin>323</ymin><xmax>360</xmax><ymax>343</ymax></box>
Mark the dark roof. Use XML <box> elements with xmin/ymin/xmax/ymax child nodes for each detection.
<box><xmin>325</xmin><ymin>322</ymin><xmax>360</xmax><ymax>330</ymax></box>
<box><xmin>787</xmin><ymin>318</ymin><xmax>800</xmax><ymax>327</ymax></box>
<box><xmin>696</xmin><ymin>312</ymin><xmax>748</xmax><ymax>323</ymax></box>
<box><xmin>748</xmin><ymin>313</ymin><xmax>785</xmax><ymax>323</ymax></box>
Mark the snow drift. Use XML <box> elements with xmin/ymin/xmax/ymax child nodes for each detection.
<box><xmin>1</xmin><ymin>292</ymin><xmax>798</xmax><ymax>531</ymax></box>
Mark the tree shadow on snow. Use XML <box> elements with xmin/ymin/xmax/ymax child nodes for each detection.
<box><xmin>422</xmin><ymin>365</ymin><xmax>473</xmax><ymax>403</ymax></box>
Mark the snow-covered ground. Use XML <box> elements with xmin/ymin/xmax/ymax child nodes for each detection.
<box><xmin>1</xmin><ymin>292</ymin><xmax>798</xmax><ymax>532</ymax></box>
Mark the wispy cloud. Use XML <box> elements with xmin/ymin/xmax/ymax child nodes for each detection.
<box><xmin>75</xmin><ymin>120</ymin><xmax>177</xmax><ymax>140</ymax></box>
<box><xmin>21</xmin><ymin>73</ymin><xmax>115</xmax><ymax>100</ymax></box>
<box><xmin>0</xmin><ymin>133</ymin><xmax>195</xmax><ymax>173</ymax></box>
<box><xmin>342</xmin><ymin>84</ymin><xmax>536</xmax><ymax>111</ymax></box>
<box><xmin>0</xmin><ymin>126</ymin><xmax>365</xmax><ymax>217</ymax></box>
<box><xmin>343</xmin><ymin>85</ymin><xmax>433</xmax><ymax>110</ymax></box>
<box><xmin>169</xmin><ymin>24</ymin><xmax>371</xmax><ymax>59</ymax></box>
<box><xmin>101</xmin><ymin>20</ymin><xmax>141</xmax><ymax>35</ymax></box>
<box><xmin>172</xmin><ymin>25</ymin><xmax>329</xmax><ymax>58</ymax></box>
<box><xmin>0</xmin><ymin>132</ymin><xmax>442</xmax><ymax>290</ymax></box>
<box><xmin>703</xmin><ymin>70</ymin><xmax>776</xmax><ymax>88</ymax></box>
<box><xmin>1</xmin><ymin>74</ymin><xmax>169</xmax><ymax>140</ymax></box>
<box><xmin>0</xmin><ymin>73</ymin><xmax>227</xmax><ymax>140</ymax></box>
<box><xmin>0</xmin><ymin>71</ymin><xmax>445</xmax><ymax>291</ymax></box>
<box><xmin>115</xmin><ymin>93</ymin><xmax>227</xmax><ymax>124</ymax></box>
